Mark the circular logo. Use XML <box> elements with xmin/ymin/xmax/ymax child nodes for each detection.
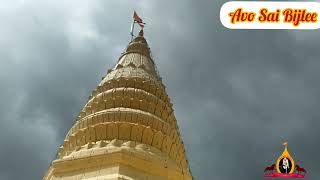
<box><xmin>278</xmin><ymin>157</ymin><xmax>293</xmax><ymax>174</ymax></box>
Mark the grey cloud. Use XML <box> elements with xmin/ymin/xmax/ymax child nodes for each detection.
<box><xmin>0</xmin><ymin>0</ymin><xmax>320</xmax><ymax>179</ymax></box>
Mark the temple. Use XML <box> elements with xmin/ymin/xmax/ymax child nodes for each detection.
<box><xmin>43</xmin><ymin>29</ymin><xmax>192</xmax><ymax>180</ymax></box>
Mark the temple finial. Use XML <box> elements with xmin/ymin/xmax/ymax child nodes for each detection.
<box><xmin>139</xmin><ymin>29</ymin><xmax>144</xmax><ymax>37</ymax></box>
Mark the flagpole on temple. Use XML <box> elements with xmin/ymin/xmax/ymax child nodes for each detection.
<box><xmin>130</xmin><ymin>20</ymin><xmax>135</xmax><ymax>41</ymax></box>
<box><xmin>131</xmin><ymin>11</ymin><xmax>145</xmax><ymax>41</ymax></box>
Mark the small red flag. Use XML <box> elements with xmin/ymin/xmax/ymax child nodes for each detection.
<box><xmin>133</xmin><ymin>11</ymin><xmax>145</xmax><ymax>28</ymax></box>
<box><xmin>133</xmin><ymin>11</ymin><xmax>143</xmax><ymax>23</ymax></box>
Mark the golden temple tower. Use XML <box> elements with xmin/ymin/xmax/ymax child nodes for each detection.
<box><xmin>44</xmin><ymin>29</ymin><xmax>192</xmax><ymax>180</ymax></box>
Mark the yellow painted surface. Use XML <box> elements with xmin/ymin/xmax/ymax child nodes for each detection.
<box><xmin>43</xmin><ymin>30</ymin><xmax>192</xmax><ymax>180</ymax></box>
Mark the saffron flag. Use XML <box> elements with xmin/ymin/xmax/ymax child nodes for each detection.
<box><xmin>133</xmin><ymin>11</ymin><xmax>145</xmax><ymax>28</ymax></box>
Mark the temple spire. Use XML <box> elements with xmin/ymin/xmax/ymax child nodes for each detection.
<box><xmin>44</xmin><ymin>21</ymin><xmax>192</xmax><ymax>180</ymax></box>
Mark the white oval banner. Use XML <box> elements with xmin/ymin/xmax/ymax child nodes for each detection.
<box><xmin>220</xmin><ymin>1</ymin><xmax>320</xmax><ymax>29</ymax></box>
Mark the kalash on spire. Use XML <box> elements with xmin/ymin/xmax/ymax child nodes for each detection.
<box><xmin>43</xmin><ymin>11</ymin><xmax>193</xmax><ymax>180</ymax></box>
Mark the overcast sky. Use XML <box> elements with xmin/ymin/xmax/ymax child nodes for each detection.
<box><xmin>0</xmin><ymin>0</ymin><xmax>320</xmax><ymax>179</ymax></box>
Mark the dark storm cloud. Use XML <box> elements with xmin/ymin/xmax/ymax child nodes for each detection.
<box><xmin>0</xmin><ymin>0</ymin><xmax>319</xmax><ymax>179</ymax></box>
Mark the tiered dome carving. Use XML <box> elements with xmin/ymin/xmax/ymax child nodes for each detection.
<box><xmin>46</xmin><ymin>30</ymin><xmax>192</xmax><ymax>180</ymax></box>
